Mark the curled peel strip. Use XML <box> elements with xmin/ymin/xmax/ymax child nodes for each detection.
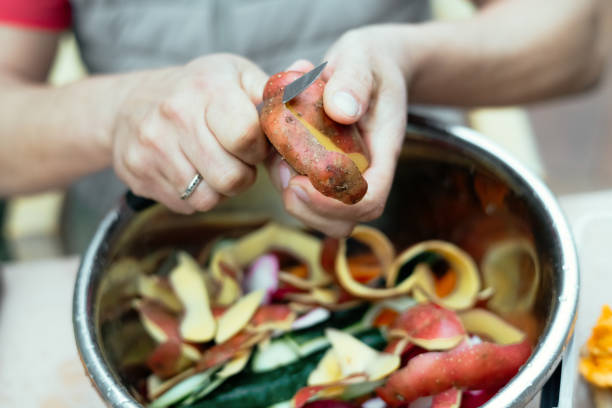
<box><xmin>335</xmin><ymin>232</ymin><xmax>480</xmax><ymax>310</ymax></box>
<box><xmin>210</xmin><ymin>223</ymin><xmax>330</xmax><ymax>292</ymax></box>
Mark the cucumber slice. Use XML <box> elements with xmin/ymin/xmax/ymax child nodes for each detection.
<box><xmin>251</xmin><ymin>338</ymin><xmax>300</xmax><ymax>372</ymax></box>
<box><xmin>149</xmin><ymin>369</ymin><xmax>214</xmax><ymax>408</ymax></box>
<box><xmin>295</xmin><ymin>336</ymin><xmax>329</xmax><ymax>357</ymax></box>
<box><xmin>253</xmin><ymin>322</ymin><xmax>366</xmax><ymax>373</ymax></box>
<box><xmin>252</xmin><ymin>305</ymin><xmax>371</xmax><ymax>373</ymax></box>
<box><xmin>266</xmin><ymin>401</ymin><xmax>291</xmax><ymax>408</ymax></box>
<box><xmin>340</xmin><ymin>379</ymin><xmax>385</xmax><ymax>401</ymax></box>
<box><xmin>187</xmin><ymin>349</ymin><xmax>325</xmax><ymax>408</ymax></box>
<box><xmin>289</xmin><ymin>304</ymin><xmax>369</xmax><ymax>345</ymax></box>
<box><xmin>184</xmin><ymin>329</ymin><xmax>386</xmax><ymax>408</ymax></box>
<box><xmin>178</xmin><ymin>376</ymin><xmax>226</xmax><ymax>407</ymax></box>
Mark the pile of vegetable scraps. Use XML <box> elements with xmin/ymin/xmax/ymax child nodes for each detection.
<box><xmin>111</xmin><ymin>222</ymin><xmax>534</xmax><ymax>408</ymax></box>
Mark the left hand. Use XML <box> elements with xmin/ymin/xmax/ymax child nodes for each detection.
<box><xmin>267</xmin><ymin>26</ymin><xmax>409</xmax><ymax>237</ymax></box>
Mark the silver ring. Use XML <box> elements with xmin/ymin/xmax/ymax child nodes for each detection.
<box><xmin>181</xmin><ymin>173</ymin><xmax>202</xmax><ymax>200</ymax></box>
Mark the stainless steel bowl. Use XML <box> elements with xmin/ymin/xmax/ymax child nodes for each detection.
<box><xmin>73</xmin><ymin>114</ymin><xmax>578</xmax><ymax>408</ymax></box>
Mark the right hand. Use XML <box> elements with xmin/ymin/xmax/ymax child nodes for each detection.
<box><xmin>111</xmin><ymin>54</ymin><xmax>269</xmax><ymax>213</ymax></box>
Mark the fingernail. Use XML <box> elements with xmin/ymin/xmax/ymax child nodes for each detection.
<box><xmin>279</xmin><ymin>162</ymin><xmax>291</xmax><ymax>189</ymax></box>
<box><xmin>291</xmin><ymin>185</ymin><xmax>310</xmax><ymax>203</ymax></box>
<box><xmin>333</xmin><ymin>91</ymin><xmax>359</xmax><ymax>117</ymax></box>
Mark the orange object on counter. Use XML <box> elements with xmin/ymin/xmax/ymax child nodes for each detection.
<box><xmin>579</xmin><ymin>305</ymin><xmax>612</xmax><ymax>388</ymax></box>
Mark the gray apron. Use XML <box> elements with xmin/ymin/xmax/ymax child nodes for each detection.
<box><xmin>64</xmin><ymin>0</ymin><xmax>431</xmax><ymax>253</ymax></box>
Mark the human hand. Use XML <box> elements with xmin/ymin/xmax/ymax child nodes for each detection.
<box><xmin>267</xmin><ymin>27</ymin><xmax>408</xmax><ymax>237</ymax></box>
<box><xmin>111</xmin><ymin>54</ymin><xmax>268</xmax><ymax>213</ymax></box>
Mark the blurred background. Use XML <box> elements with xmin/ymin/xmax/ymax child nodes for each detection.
<box><xmin>2</xmin><ymin>0</ymin><xmax>611</xmax><ymax>261</ymax></box>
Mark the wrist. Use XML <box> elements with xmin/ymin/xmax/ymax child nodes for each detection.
<box><xmin>394</xmin><ymin>22</ymin><xmax>452</xmax><ymax>84</ymax></box>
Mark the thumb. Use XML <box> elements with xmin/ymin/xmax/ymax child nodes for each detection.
<box><xmin>323</xmin><ymin>59</ymin><xmax>373</xmax><ymax>125</ymax></box>
<box><xmin>285</xmin><ymin>59</ymin><xmax>315</xmax><ymax>73</ymax></box>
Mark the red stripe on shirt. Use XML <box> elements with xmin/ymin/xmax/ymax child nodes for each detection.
<box><xmin>0</xmin><ymin>0</ymin><xmax>71</xmax><ymax>31</ymax></box>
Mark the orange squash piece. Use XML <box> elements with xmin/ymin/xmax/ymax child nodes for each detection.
<box><xmin>580</xmin><ymin>305</ymin><xmax>612</xmax><ymax>388</ymax></box>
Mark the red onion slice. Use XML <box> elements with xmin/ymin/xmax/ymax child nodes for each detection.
<box><xmin>244</xmin><ymin>254</ymin><xmax>279</xmax><ymax>303</ymax></box>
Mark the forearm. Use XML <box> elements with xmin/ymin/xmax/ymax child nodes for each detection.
<box><xmin>0</xmin><ymin>74</ymin><xmax>130</xmax><ymax>196</ymax></box>
<box><xmin>402</xmin><ymin>0</ymin><xmax>607</xmax><ymax>106</ymax></box>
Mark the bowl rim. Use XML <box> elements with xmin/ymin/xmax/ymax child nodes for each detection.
<box><xmin>73</xmin><ymin>113</ymin><xmax>579</xmax><ymax>408</ymax></box>
<box><xmin>406</xmin><ymin>114</ymin><xmax>579</xmax><ymax>408</ymax></box>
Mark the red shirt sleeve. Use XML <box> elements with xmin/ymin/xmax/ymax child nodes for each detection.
<box><xmin>0</xmin><ymin>0</ymin><xmax>71</xmax><ymax>31</ymax></box>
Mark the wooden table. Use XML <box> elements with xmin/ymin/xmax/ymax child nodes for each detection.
<box><xmin>1</xmin><ymin>191</ymin><xmax>611</xmax><ymax>408</ymax></box>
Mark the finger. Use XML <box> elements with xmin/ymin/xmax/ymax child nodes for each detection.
<box><xmin>182</xmin><ymin>116</ymin><xmax>257</xmax><ymax>197</ymax></box>
<box><xmin>282</xmin><ymin>186</ymin><xmax>356</xmax><ymax>238</ymax></box>
<box><xmin>180</xmin><ymin>176</ymin><xmax>225</xmax><ymax>212</ymax></box>
<box><xmin>357</xmin><ymin>65</ymin><xmax>407</xmax><ymax>217</ymax></box>
<box><xmin>322</xmin><ymin>51</ymin><xmax>374</xmax><ymax>125</ymax></box>
<box><xmin>155</xmin><ymin>142</ymin><xmax>224</xmax><ymax>212</ymax></box>
<box><xmin>265</xmin><ymin>152</ymin><xmax>299</xmax><ymax>192</ymax></box>
<box><xmin>127</xmin><ymin>105</ymin><xmax>225</xmax><ymax>212</ymax></box>
<box><xmin>286</xmin><ymin>175</ymin><xmax>376</xmax><ymax>221</ymax></box>
<box><xmin>206</xmin><ymin>86</ymin><xmax>269</xmax><ymax>165</ymax></box>
<box><xmin>285</xmin><ymin>59</ymin><xmax>315</xmax><ymax>73</ymax></box>
<box><xmin>283</xmin><ymin>66</ymin><xmax>406</xmax><ymax>223</ymax></box>
<box><xmin>233</xmin><ymin>57</ymin><xmax>269</xmax><ymax>105</ymax></box>
<box><xmin>115</xmin><ymin>152</ymin><xmax>194</xmax><ymax>214</ymax></box>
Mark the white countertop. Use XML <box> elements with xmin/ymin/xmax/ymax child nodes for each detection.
<box><xmin>559</xmin><ymin>190</ymin><xmax>612</xmax><ymax>408</ymax></box>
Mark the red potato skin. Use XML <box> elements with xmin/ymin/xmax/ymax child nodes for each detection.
<box><xmin>377</xmin><ymin>340</ymin><xmax>532</xmax><ymax>406</ymax></box>
<box><xmin>196</xmin><ymin>331</ymin><xmax>254</xmax><ymax>371</ymax></box>
<box><xmin>138</xmin><ymin>300</ymin><xmax>186</xmax><ymax>378</ymax></box>
<box><xmin>138</xmin><ymin>300</ymin><xmax>182</xmax><ymax>341</ymax></box>
<box><xmin>250</xmin><ymin>304</ymin><xmax>293</xmax><ymax>327</ymax></box>
<box><xmin>147</xmin><ymin>341</ymin><xmax>183</xmax><ymax>379</ymax></box>
<box><xmin>432</xmin><ymin>388</ymin><xmax>462</xmax><ymax>408</ymax></box>
<box><xmin>260</xmin><ymin>71</ymin><xmax>369</xmax><ymax>204</ymax></box>
<box><xmin>391</xmin><ymin>303</ymin><xmax>466</xmax><ymax>342</ymax></box>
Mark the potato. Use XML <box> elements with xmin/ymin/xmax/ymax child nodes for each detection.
<box><xmin>260</xmin><ymin>71</ymin><xmax>369</xmax><ymax>204</ymax></box>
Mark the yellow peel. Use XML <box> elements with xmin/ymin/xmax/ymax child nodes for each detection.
<box><xmin>286</xmin><ymin>104</ymin><xmax>369</xmax><ymax>172</ymax></box>
<box><xmin>459</xmin><ymin>308</ymin><xmax>525</xmax><ymax>345</ymax></box>
<box><xmin>181</xmin><ymin>344</ymin><xmax>202</xmax><ymax>361</ymax></box>
<box><xmin>336</xmin><ymin>237</ymin><xmax>479</xmax><ymax>309</ymax></box>
<box><xmin>217</xmin><ymin>274</ymin><xmax>242</xmax><ymax>306</ymax></box>
<box><xmin>407</xmin><ymin>333</ymin><xmax>465</xmax><ymax>351</ymax></box>
<box><xmin>140</xmin><ymin>312</ymin><xmax>169</xmax><ymax>343</ymax></box>
<box><xmin>215</xmin><ymin>290</ymin><xmax>264</xmax><ymax>344</ymax></box>
<box><xmin>387</xmin><ymin>338</ymin><xmax>410</xmax><ymax>355</ymax></box>
<box><xmin>308</xmin><ymin>349</ymin><xmax>343</xmax><ymax>386</ymax></box>
<box><xmin>137</xmin><ymin>302</ymin><xmax>201</xmax><ymax>361</ymax></box>
<box><xmin>325</xmin><ymin>328</ymin><xmax>399</xmax><ymax>381</ymax></box>
<box><xmin>212</xmin><ymin>223</ymin><xmax>329</xmax><ymax>290</ymax></box>
<box><xmin>286</xmin><ymin>288</ymin><xmax>339</xmax><ymax>306</ymax></box>
<box><xmin>247</xmin><ymin>311</ymin><xmax>296</xmax><ymax>333</ymax></box>
<box><xmin>390</xmin><ymin>241</ymin><xmax>481</xmax><ymax>310</ymax></box>
<box><xmin>138</xmin><ymin>275</ymin><xmax>183</xmax><ymax>312</ymax></box>
<box><xmin>169</xmin><ymin>252</ymin><xmax>216</xmax><ymax>342</ymax></box>
<box><xmin>481</xmin><ymin>238</ymin><xmax>540</xmax><ymax>314</ymax></box>
<box><xmin>216</xmin><ymin>349</ymin><xmax>252</xmax><ymax>378</ymax></box>
<box><xmin>366</xmin><ymin>352</ymin><xmax>401</xmax><ymax>381</ymax></box>
<box><xmin>351</xmin><ymin>225</ymin><xmax>396</xmax><ymax>278</ymax></box>
<box><xmin>334</xmin><ymin>226</ymin><xmax>405</xmax><ymax>300</ymax></box>
<box><xmin>326</xmin><ymin>328</ymin><xmax>379</xmax><ymax>377</ymax></box>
